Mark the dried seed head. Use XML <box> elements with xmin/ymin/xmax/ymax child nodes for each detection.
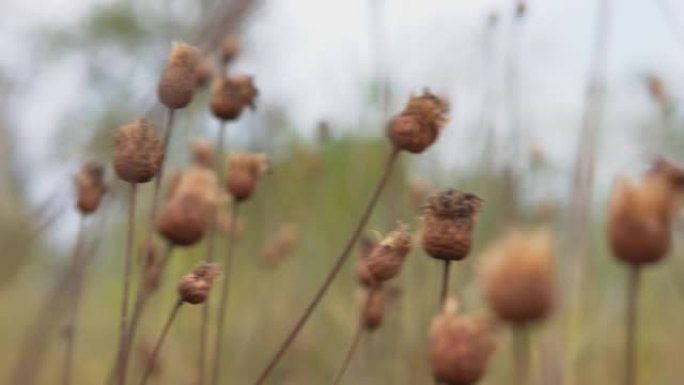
<box><xmin>607</xmin><ymin>173</ymin><xmax>677</xmax><ymax>264</ymax></box>
<box><xmin>191</xmin><ymin>138</ymin><xmax>214</xmax><ymax>169</ymax></box>
<box><xmin>158</xmin><ymin>42</ymin><xmax>200</xmax><ymax>109</ymax></box>
<box><xmin>221</xmin><ymin>36</ymin><xmax>240</xmax><ymax>64</ymax></box>
<box><xmin>387</xmin><ymin>90</ymin><xmax>449</xmax><ymax>153</ymax></box>
<box><xmin>74</xmin><ymin>162</ymin><xmax>107</xmax><ymax>214</ymax></box>
<box><xmin>365</xmin><ymin>223</ymin><xmax>412</xmax><ymax>283</ymax></box>
<box><xmin>355</xmin><ymin>236</ymin><xmax>378</xmax><ymax>287</ymax></box>
<box><xmin>421</xmin><ymin>190</ymin><xmax>483</xmax><ymax>261</ymax></box>
<box><xmin>225</xmin><ymin>152</ymin><xmax>269</xmax><ymax>201</ymax></box>
<box><xmin>363</xmin><ymin>289</ymin><xmax>386</xmax><ymax>331</ymax></box>
<box><xmin>177</xmin><ymin>262</ymin><xmax>221</xmax><ymax>304</ymax></box>
<box><xmin>261</xmin><ymin>224</ymin><xmax>299</xmax><ymax>267</ymax></box>
<box><xmin>113</xmin><ymin>119</ymin><xmax>164</xmax><ymax>183</ymax></box>
<box><xmin>429</xmin><ymin>298</ymin><xmax>496</xmax><ymax>385</ymax></box>
<box><xmin>210</xmin><ymin>75</ymin><xmax>258</xmax><ymax>121</ymax></box>
<box><xmin>194</xmin><ymin>57</ymin><xmax>215</xmax><ymax>89</ymax></box>
<box><xmin>481</xmin><ymin>228</ymin><xmax>555</xmax><ymax>324</ymax></box>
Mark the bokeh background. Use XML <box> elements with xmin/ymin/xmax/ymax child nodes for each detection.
<box><xmin>1</xmin><ymin>0</ymin><xmax>684</xmax><ymax>384</ymax></box>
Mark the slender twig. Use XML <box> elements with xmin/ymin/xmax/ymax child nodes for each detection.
<box><xmin>199</xmin><ymin>120</ymin><xmax>227</xmax><ymax>385</ymax></box>
<box><xmin>210</xmin><ymin>200</ymin><xmax>239</xmax><ymax>385</ymax></box>
<box><xmin>252</xmin><ymin>148</ymin><xmax>400</xmax><ymax>385</ymax></box>
<box><xmin>115</xmin><ymin>183</ymin><xmax>138</xmax><ymax>385</ymax></box>
<box><xmin>625</xmin><ymin>266</ymin><xmax>641</xmax><ymax>385</ymax></box>
<box><xmin>138</xmin><ymin>298</ymin><xmax>184</xmax><ymax>385</ymax></box>
<box><xmin>513</xmin><ymin>325</ymin><xmax>530</xmax><ymax>385</ymax></box>
<box><xmin>60</xmin><ymin>215</ymin><xmax>87</xmax><ymax>385</ymax></box>
<box><xmin>439</xmin><ymin>260</ymin><xmax>451</xmax><ymax>309</ymax></box>
<box><xmin>331</xmin><ymin>289</ymin><xmax>375</xmax><ymax>385</ymax></box>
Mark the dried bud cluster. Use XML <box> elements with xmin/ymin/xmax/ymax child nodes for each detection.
<box><xmin>157</xmin><ymin>167</ymin><xmax>224</xmax><ymax>246</ymax></box>
<box><xmin>210</xmin><ymin>75</ymin><xmax>258</xmax><ymax>121</ymax></box>
<box><xmin>225</xmin><ymin>152</ymin><xmax>269</xmax><ymax>201</ymax></box>
<box><xmin>429</xmin><ymin>299</ymin><xmax>496</xmax><ymax>385</ymax></box>
<box><xmin>114</xmin><ymin>119</ymin><xmax>164</xmax><ymax>183</ymax></box>
<box><xmin>386</xmin><ymin>90</ymin><xmax>449</xmax><ymax>153</ymax></box>
<box><xmin>74</xmin><ymin>162</ymin><xmax>107</xmax><ymax>214</ymax></box>
<box><xmin>262</xmin><ymin>224</ymin><xmax>299</xmax><ymax>266</ymax></box>
<box><xmin>191</xmin><ymin>138</ymin><xmax>214</xmax><ymax>169</ymax></box>
<box><xmin>421</xmin><ymin>190</ymin><xmax>483</xmax><ymax>261</ymax></box>
<box><xmin>481</xmin><ymin>228</ymin><xmax>555</xmax><ymax>324</ymax></box>
<box><xmin>221</xmin><ymin>36</ymin><xmax>240</xmax><ymax>65</ymax></box>
<box><xmin>364</xmin><ymin>223</ymin><xmax>412</xmax><ymax>283</ymax></box>
<box><xmin>607</xmin><ymin>161</ymin><xmax>684</xmax><ymax>264</ymax></box>
<box><xmin>158</xmin><ymin>42</ymin><xmax>200</xmax><ymax>109</ymax></box>
<box><xmin>178</xmin><ymin>262</ymin><xmax>221</xmax><ymax>304</ymax></box>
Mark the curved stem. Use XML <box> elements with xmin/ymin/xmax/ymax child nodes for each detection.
<box><xmin>513</xmin><ymin>325</ymin><xmax>530</xmax><ymax>385</ymax></box>
<box><xmin>625</xmin><ymin>266</ymin><xmax>641</xmax><ymax>385</ymax></box>
<box><xmin>439</xmin><ymin>260</ymin><xmax>451</xmax><ymax>309</ymax></box>
<box><xmin>60</xmin><ymin>215</ymin><xmax>87</xmax><ymax>385</ymax></box>
<box><xmin>138</xmin><ymin>299</ymin><xmax>183</xmax><ymax>385</ymax></box>
<box><xmin>331</xmin><ymin>290</ymin><xmax>375</xmax><ymax>385</ymax></box>
<box><xmin>252</xmin><ymin>148</ymin><xmax>400</xmax><ymax>385</ymax></box>
<box><xmin>210</xmin><ymin>200</ymin><xmax>239</xmax><ymax>385</ymax></box>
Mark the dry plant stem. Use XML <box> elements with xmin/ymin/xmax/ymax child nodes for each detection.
<box><xmin>198</xmin><ymin>121</ymin><xmax>228</xmax><ymax>385</ymax></box>
<box><xmin>625</xmin><ymin>266</ymin><xmax>642</xmax><ymax>385</ymax></box>
<box><xmin>60</xmin><ymin>215</ymin><xmax>87</xmax><ymax>385</ymax></box>
<box><xmin>253</xmin><ymin>148</ymin><xmax>400</xmax><ymax>385</ymax></box>
<box><xmin>210</xmin><ymin>200</ymin><xmax>239</xmax><ymax>385</ymax></box>
<box><xmin>331</xmin><ymin>290</ymin><xmax>375</xmax><ymax>385</ymax></box>
<box><xmin>115</xmin><ymin>183</ymin><xmax>138</xmax><ymax>385</ymax></box>
<box><xmin>148</xmin><ymin>108</ymin><xmax>176</xmax><ymax>233</ymax></box>
<box><xmin>138</xmin><ymin>298</ymin><xmax>184</xmax><ymax>385</ymax></box>
<box><xmin>513</xmin><ymin>325</ymin><xmax>531</xmax><ymax>385</ymax></box>
<box><xmin>439</xmin><ymin>260</ymin><xmax>451</xmax><ymax>309</ymax></box>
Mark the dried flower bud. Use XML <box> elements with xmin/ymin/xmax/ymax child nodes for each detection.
<box><xmin>158</xmin><ymin>42</ymin><xmax>200</xmax><ymax>109</ymax></box>
<box><xmin>191</xmin><ymin>138</ymin><xmax>214</xmax><ymax>169</ymax></box>
<box><xmin>363</xmin><ymin>289</ymin><xmax>386</xmax><ymax>331</ymax></box>
<box><xmin>429</xmin><ymin>298</ymin><xmax>496</xmax><ymax>385</ymax></box>
<box><xmin>210</xmin><ymin>75</ymin><xmax>258</xmax><ymax>121</ymax></box>
<box><xmin>481</xmin><ymin>228</ymin><xmax>555</xmax><ymax>324</ymax></box>
<box><xmin>177</xmin><ymin>262</ymin><xmax>221</xmax><ymax>304</ymax></box>
<box><xmin>387</xmin><ymin>90</ymin><xmax>449</xmax><ymax>153</ymax></box>
<box><xmin>225</xmin><ymin>152</ymin><xmax>268</xmax><ymax>201</ymax></box>
<box><xmin>221</xmin><ymin>36</ymin><xmax>240</xmax><ymax>64</ymax></box>
<box><xmin>195</xmin><ymin>57</ymin><xmax>214</xmax><ymax>89</ymax></box>
<box><xmin>421</xmin><ymin>190</ymin><xmax>483</xmax><ymax>261</ymax></box>
<box><xmin>113</xmin><ymin>119</ymin><xmax>164</xmax><ymax>183</ymax></box>
<box><xmin>74</xmin><ymin>162</ymin><xmax>107</xmax><ymax>214</ymax></box>
<box><xmin>365</xmin><ymin>223</ymin><xmax>412</xmax><ymax>283</ymax></box>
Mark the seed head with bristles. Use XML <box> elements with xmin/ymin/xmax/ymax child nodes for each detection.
<box><xmin>158</xmin><ymin>42</ymin><xmax>201</xmax><ymax>109</ymax></box>
<box><xmin>225</xmin><ymin>152</ymin><xmax>268</xmax><ymax>201</ymax></box>
<box><xmin>113</xmin><ymin>119</ymin><xmax>164</xmax><ymax>183</ymax></box>
<box><xmin>365</xmin><ymin>223</ymin><xmax>412</xmax><ymax>283</ymax></box>
<box><xmin>178</xmin><ymin>262</ymin><xmax>221</xmax><ymax>304</ymax></box>
<box><xmin>386</xmin><ymin>89</ymin><xmax>449</xmax><ymax>153</ymax></box>
<box><xmin>210</xmin><ymin>75</ymin><xmax>258</xmax><ymax>121</ymax></box>
<box><xmin>74</xmin><ymin>162</ymin><xmax>107</xmax><ymax>214</ymax></box>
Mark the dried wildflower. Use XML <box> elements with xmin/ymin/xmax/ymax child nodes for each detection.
<box><xmin>194</xmin><ymin>57</ymin><xmax>215</xmax><ymax>89</ymax></box>
<box><xmin>421</xmin><ymin>189</ymin><xmax>483</xmax><ymax>261</ymax></box>
<box><xmin>481</xmin><ymin>229</ymin><xmax>555</xmax><ymax>324</ymax></box>
<box><xmin>191</xmin><ymin>138</ymin><xmax>214</xmax><ymax>169</ymax></box>
<box><xmin>429</xmin><ymin>298</ymin><xmax>496</xmax><ymax>385</ymax></box>
<box><xmin>113</xmin><ymin>119</ymin><xmax>164</xmax><ymax>183</ymax></box>
<box><xmin>74</xmin><ymin>162</ymin><xmax>107</xmax><ymax>214</ymax></box>
<box><xmin>178</xmin><ymin>262</ymin><xmax>221</xmax><ymax>304</ymax></box>
<box><xmin>158</xmin><ymin>42</ymin><xmax>200</xmax><ymax>109</ymax></box>
<box><xmin>386</xmin><ymin>89</ymin><xmax>449</xmax><ymax>153</ymax></box>
<box><xmin>225</xmin><ymin>152</ymin><xmax>268</xmax><ymax>201</ymax></box>
<box><xmin>365</xmin><ymin>223</ymin><xmax>412</xmax><ymax>283</ymax></box>
<box><xmin>210</xmin><ymin>75</ymin><xmax>258</xmax><ymax>121</ymax></box>
<box><xmin>363</xmin><ymin>289</ymin><xmax>386</xmax><ymax>331</ymax></box>
<box><xmin>220</xmin><ymin>36</ymin><xmax>240</xmax><ymax>65</ymax></box>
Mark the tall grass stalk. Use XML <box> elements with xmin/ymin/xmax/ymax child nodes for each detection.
<box><xmin>439</xmin><ymin>260</ymin><xmax>451</xmax><ymax>308</ymax></box>
<box><xmin>138</xmin><ymin>298</ymin><xmax>184</xmax><ymax>385</ymax></box>
<box><xmin>252</xmin><ymin>148</ymin><xmax>400</xmax><ymax>385</ymax></box>
<box><xmin>513</xmin><ymin>326</ymin><xmax>531</xmax><ymax>385</ymax></box>
<box><xmin>625</xmin><ymin>266</ymin><xmax>642</xmax><ymax>385</ymax></box>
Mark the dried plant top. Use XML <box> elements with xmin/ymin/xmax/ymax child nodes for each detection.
<box><xmin>191</xmin><ymin>138</ymin><xmax>214</xmax><ymax>169</ymax></box>
<box><xmin>168</xmin><ymin>41</ymin><xmax>201</xmax><ymax>68</ymax></box>
<box><xmin>227</xmin><ymin>152</ymin><xmax>269</xmax><ymax>175</ymax></box>
<box><xmin>423</xmin><ymin>189</ymin><xmax>483</xmax><ymax>219</ymax></box>
<box><xmin>178</xmin><ymin>262</ymin><xmax>221</xmax><ymax>304</ymax></box>
<box><xmin>403</xmin><ymin>90</ymin><xmax>449</xmax><ymax>131</ymax></box>
<box><xmin>377</xmin><ymin>223</ymin><xmax>412</xmax><ymax>253</ymax></box>
<box><xmin>113</xmin><ymin>119</ymin><xmax>164</xmax><ymax>184</ymax></box>
<box><xmin>210</xmin><ymin>75</ymin><xmax>258</xmax><ymax>121</ymax></box>
<box><xmin>480</xmin><ymin>228</ymin><xmax>555</xmax><ymax>324</ymax></box>
<box><xmin>191</xmin><ymin>262</ymin><xmax>222</xmax><ymax>284</ymax></box>
<box><xmin>387</xmin><ymin>89</ymin><xmax>449</xmax><ymax>153</ymax></box>
<box><xmin>74</xmin><ymin>162</ymin><xmax>107</xmax><ymax>214</ymax></box>
<box><xmin>365</xmin><ymin>223</ymin><xmax>413</xmax><ymax>283</ymax></box>
<box><xmin>172</xmin><ymin>167</ymin><xmax>225</xmax><ymax>207</ymax></box>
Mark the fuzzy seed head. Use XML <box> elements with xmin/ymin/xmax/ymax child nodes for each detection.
<box><xmin>387</xmin><ymin>89</ymin><xmax>449</xmax><ymax>153</ymax></box>
<box><xmin>421</xmin><ymin>189</ymin><xmax>483</xmax><ymax>261</ymax></box>
<box><xmin>210</xmin><ymin>75</ymin><xmax>258</xmax><ymax>121</ymax></box>
<box><xmin>178</xmin><ymin>262</ymin><xmax>221</xmax><ymax>304</ymax></box>
<box><xmin>225</xmin><ymin>152</ymin><xmax>268</xmax><ymax>201</ymax></box>
<box><xmin>113</xmin><ymin>119</ymin><xmax>164</xmax><ymax>183</ymax></box>
<box><xmin>158</xmin><ymin>42</ymin><xmax>200</xmax><ymax>109</ymax></box>
<box><xmin>221</xmin><ymin>36</ymin><xmax>240</xmax><ymax>64</ymax></box>
<box><xmin>191</xmin><ymin>138</ymin><xmax>214</xmax><ymax>169</ymax></box>
<box><xmin>481</xmin><ymin>228</ymin><xmax>555</xmax><ymax>324</ymax></box>
<box><xmin>74</xmin><ymin>162</ymin><xmax>107</xmax><ymax>214</ymax></box>
<box><xmin>365</xmin><ymin>223</ymin><xmax>412</xmax><ymax>283</ymax></box>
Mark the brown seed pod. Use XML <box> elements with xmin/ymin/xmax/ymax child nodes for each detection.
<box><xmin>429</xmin><ymin>299</ymin><xmax>496</xmax><ymax>385</ymax></box>
<box><xmin>177</xmin><ymin>262</ymin><xmax>221</xmax><ymax>304</ymax></box>
<box><xmin>481</xmin><ymin>228</ymin><xmax>555</xmax><ymax>324</ymax></box>
<box><xmin>113</xmin><ymin>119</ymin><xmax>164</xmax><ymax>183</ymax></box>
<box><xmin>210</xmin><ymin>75</ymin><xmax>258</xmax><ymax>121</ymax></box>
<box><xmin>363</xmin><ymin>289</ymin><xmax>386</xmax><ymax>331</ymax></box>
<box><xmin>74</xmin><ymin>162</ymin><xmax>107</xmax><ymax>214</ymax></box>
<box><xmin>365</xmin><ymin>223</ymin><xmax>412</xmax><ymax>283</ymax></box>
<box><xmin>191</xmin><ymin>138</ymin><xmax>214</xmax><ymax>169</ymax></box>
<box><xmin>225</xmin><ymin>152</ymin><xmax>268</xmax><ymax>201</ymax></box>
<box><xmin>220</xmin><ymin>36</ymin><xmax>240</xmax><ymax>65</ymax></box>
<box><xmin>421</xmin><ymin>189</ymin><xmax>483</xmax><ymax>261</ymax></box>
<box><xmin>607</xmin><ymin>174</ymin><xmax>678</xmax><ymax>264</ymax></box>
<box><xmin>158</xmin><ymin>42</ymin><xmax>200</xmax><ymax>109</ymax></box>
<box><xmin>386</xmin><ymin>89</ymin><xmax>449</xmax><ymax>153</ymax></box>
<box><xmin>194</xmin><ymin>56</ymin><xmax>215</xmax><ymax>89</ymax></box>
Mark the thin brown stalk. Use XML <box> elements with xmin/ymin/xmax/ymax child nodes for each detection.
<box><xmin>252</xmin><ymin>148</ymin><xmax>400</xmax><ymax>385</ymax></box>
<box><xmin>331</xmin><ymin>290</ymin><xmax>375</xmax><ymax>385</ymax></box>
<box><xmin>138</xmin><ymin>298</ymin><xmax>184</xmax><ymax>385</ymax></box>
<box><xmin>210</xmin><ymin>200</ymin><xmax>239</xmax><ymax>385</ymax></box>
<box><xmin>199</xmin><ymin>121</ymin><xmax>227</xmax><ymax>385</ymax></box>
<box><xmin>439</xmin><ymin>260</ymin><xmax>451</xmax><ymax>309</ymax></box>
<box><xmin>60</xmin><ymin>215</ymin><xmax>88</xmax><ymax>385</ymax></box>
<box><xmin>625</xmin><ymin>266</ymin><xmax>641</xmax><ymax>385</ymax></box>
<box><xmin>513</xmin><ymin>325</ymin><xmax>531</xmax><ymax>385</ymax></box>
<box><xmin>115</xmin><ymin>183</ymin><xmax>138</xmax><ymax>385</ymax></box>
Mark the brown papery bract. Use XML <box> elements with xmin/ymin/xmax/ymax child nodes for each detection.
<box><xmin>178</xmin><ymin>262</ymin><xmax>221</xmax><ymax>304</ymax></box>
<box><xmin>210</xmin><ymin>75</ymin><xmax>258</xmax><ymax>121</ymax></box>
<box><xmin>74</xmin><ymin>162</ymin><xmax>107</xmax><ymax>214</ymax></box>
<box><xmin>158</xmin><ymin>42</ymin><xmax>200</xmax><ymax>109</ymax></box>
<box><xmin>386</xmin><ymin>89</ymin><xmax>449</xmax><ymax>153</ymax></box>
<box><xmin>113</xmin><ymin>119</ymin><xmax>164</xmax><ymax>184</ymax></box>
<box><xmin>365</xmin><ymin>223</ymin><xmax>412</xmax><ymax>283</ymax></box>
<box><xmin>225</xmin><ymin>152</ymin><xmax>268</xmax><ymax>201</ymax></box>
